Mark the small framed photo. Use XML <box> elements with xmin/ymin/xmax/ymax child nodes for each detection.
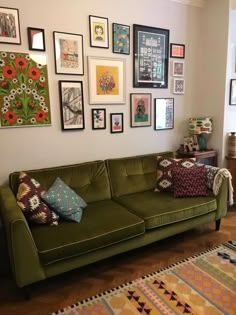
<box><xmin>130</xmin><ymin>93</ymin><xmax>151</xmax><ymax>127</ymax></box>
<box><xmin>88</xmin><ymin>56</ymin><xmax>125</xmax><ymax>104</ymax></box>
<box><xmin>173</xmin><ymin>78</ymin><xmax>185</xmax><ymax>94</ymax></box>
<box><xmin>92</xmin><ymin>109</ymin><xmax>106</xmax><ymax>129</ymax></box>
<box><xmin>172</xmin><ymin>60</ymin><xmax>184</xmax><ymax>77</ymax></box>
<box><xmin>89</xmin><ymin>15</ymin><xmax>109</xmax><ymax>49</ymax></box>
<box><xmin>112</xmin><ymin>23</ymin><xmax>130</xmax><ymax>54</ymax></box>
<box><xmin>59</xmin><ymin>80</ymin><xmax>85</xmax><ymax>130</ymax></box>
<box><xmin>154</xmin><ymin>98</ymin><xmax>174</xmax><ymax>130</ymax></box>
<box><xmin>0</xmin><ymin>7</ymin><xmax>21</xmax><ymax>44</ymax></box>
<box><xmin>170</xmin><ymin>43</ymin><xmax>185</xmax><ymax>59</ymax></box>
<box><xmin>53</xmin><ymin>31</ymin><xmax>84</xmax><ymax>75</ymax></box>
<box><xmin>110</xmin><ymin>113</ymin><xmax>123</xmax><ymax>133</ymax></box>
<box><xmin>229</xmin><ymin>79</ymin><xmax>236</xmax><ymax>105</ymax></box>
<box><xmin>27</xmin><ymin>27</ymin><xmax>45</xmax><ymax>51</ymax></box>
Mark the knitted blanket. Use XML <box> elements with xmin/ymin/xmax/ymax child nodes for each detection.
<box><xmin>213</xmin><ymin>168</ymin><xmax>234</xmax><ymax>206</ymax></box>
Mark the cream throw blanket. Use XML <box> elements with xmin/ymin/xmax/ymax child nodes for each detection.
<box><xmin>213</xmin><ymin>168</ymin><xmax>234</xmax><ymax>206</ymax></box>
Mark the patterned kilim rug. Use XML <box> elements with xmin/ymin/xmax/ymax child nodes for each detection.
<box><xmin>51</xmin><ymin>241</ymin><xmax>236</xmax><ymax>315</ymax></box>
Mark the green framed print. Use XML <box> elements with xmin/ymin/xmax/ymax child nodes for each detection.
<box><xmin>112</xmin><ymin>23</ymin><xmax>130</xmax><ymax>55</ymax></box>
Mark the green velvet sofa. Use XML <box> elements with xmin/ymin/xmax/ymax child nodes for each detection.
<box><xmin>0</xmin><ymin>151</ymin><xmax>229</xmax><ymax>293</ymax></box>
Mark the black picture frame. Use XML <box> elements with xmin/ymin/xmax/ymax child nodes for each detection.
<box><xmin>133</xmin><ymin>24</ymin><xmax>169</xmax><ymax>88</ymax></box>
<box><xmin>110</xmin><ymin>113</ymin><xmax>123</xmax><ymax>133</ymax></box>
<box><xmin>89</xmin><ymin>15</ymin><xmax>109</xmax><ymax>49</ymax></box>
<box><xmin>0</xmin><ymin>6</ymin><xmax>21</xmax><ymax>44</ymax></box>
<box><xmin>229</xmin><ymin>79</ymin><xmax>236</xmax><ymax>105</ymax></box>
<box><xmin>58</xmin><ymin>80</ymin><xmax>85</xmax><ymax>131</ymax></box>
<box><xmin>27</xmin><ymin>27</ymin><xmax>45</xmax><ymax>51</ymax></box>
<box><xmin>154</xmin><ymin>98</ymin><xmax>174</xmax><ymax>130</ymax></box>
<box><xmin>112</xmin><ymin>23</ymin><xmax>130</xmax><ymax>55</ymax></box>
<box><xmin>170</xmin><ymin>43</ymin><xmax>185</xmax><ymax>59</ymax></box>
<box><xmin>92</xmin><ymin>109</ymin><xmax>106</xmax><ymax>129</ymax></box>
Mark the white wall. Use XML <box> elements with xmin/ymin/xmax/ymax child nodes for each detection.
<box><xmin>0</xmin><ymin>0</ymin><xmax>203</xmax><ymax>184</ymax></box>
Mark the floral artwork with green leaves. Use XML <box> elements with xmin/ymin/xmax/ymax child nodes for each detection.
<box><xmin>0</xmin><ymin>51</ymin><xmax>51</xmax><ymax>127</ymax></box>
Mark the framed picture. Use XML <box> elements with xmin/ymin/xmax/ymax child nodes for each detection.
<box><xmin>58</xmin><ymin>80</ymin><xmax>85</xmax><ymax>130</ymax></box>
<box><xmin>173</xmin><ymin>78</ymin><xmax>185</xmax><ymax>94</ymax></box>
<box><xmin>229</xmin><ymin>79</ymin><xmax>236</xmax><ymax>105</ymax></box>
<box><xmin>27</xmin><ymin>27</ymin><xmax>45</xmax><ymax>51</ymax></box>
<box><xmin>172</xmin><ymin>60</ymin><xmax>184</xmax><ymax>77</ymax></box>
<box><xmin>89</xmin><ymin>15</ymin><xmax>109</xmax><ymax>49</ymax></box>
<box><xmin>0</xmin><ymin>7</ymin><xmax>21</xmax><ymax>44</ymax></box>
<box><xmin>112</xmin><ymin>23</ymin><xmax>130</xmax><ymax>54</ymax></box>
<box><xmin>170</xmin><ymin>43</ymin><xmax>185</xmax><ymax>59</ymax></box>
<box><xmin>110</xmin><ymin>113</ymin><xmax>123</xmax><ymax>133</ymax></box>
<box><xmin>92</xmin><ymin>109</ymin><xmax>106</xmax><ymax>129</ymax></box>
<box><xmin>130</xmin><ymin>93</ymin><xmax>151</xmax><ymax>127</ymax></box>
<box><xmin>0</xmin><ymin>51</ymin><xmax>51</xmax><ymax>128</ymax></box>
<box><xmin>133</xmin><ymin>24</ymin><xmax>169</xmax><ymax>88</ymax></box>
<box><xmin>154</xmin><ymin>98</ymin><xmax>174</xmax><ymax>130</ymax></box>
<box><xmin>88</xmin><ymin>56</ymin><xmax>125</xmax><ymax>104</ymax></box>
<box><xmin>53</xmin><ymin>31</ymin><xmax>84</xmax><ymax>75</ymax></box>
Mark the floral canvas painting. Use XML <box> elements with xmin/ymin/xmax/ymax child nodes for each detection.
<box><xmin>0</xmin><ymin>51</ymin><xmax>51</xmax><ymax>128</ymax></box>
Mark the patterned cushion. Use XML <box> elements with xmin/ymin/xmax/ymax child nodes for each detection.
<box><xmin>155</xmin><ymin>157</ymin><xmax>196</xmax><ymax>192</ymax></box>
<box><xmin>16</xmin><ymin>172</ymin><xmax>59</xmax><ymax>225</ymax></box>
<box><xmin>172</xmin><ymin>166</ymin><xmax>208</xmax><ymax>197</ymax></box>
<box><xmin>41</xmin><ymin>177</ymin><xmax>87</xmax><ymax>223</ymax></box>
<box><xmin>197</xmin><ymin>163</ymin><xmax>219</xmax><ymax>190</ymax></box>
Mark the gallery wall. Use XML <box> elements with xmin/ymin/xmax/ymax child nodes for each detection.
<box><xmin>0</xmin><ymin>0</ymin><xmax>205</xmax><ymax>184</ymax></box>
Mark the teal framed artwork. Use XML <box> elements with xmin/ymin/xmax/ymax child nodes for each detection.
<box><xmin>112</xmin><ymin>23</ymin><xmax>130</xmax><ymax>55</ymax></box>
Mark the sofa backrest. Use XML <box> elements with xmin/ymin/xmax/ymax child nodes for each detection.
<box><xmin>9</xmin><ymin>160</ymin><xmax>111</xmax><ymax>203</ymax></box>
<box><xmin>106</xmin><ymin>151</ymin><xmax>174</xmax><ymax>197</ymax></box>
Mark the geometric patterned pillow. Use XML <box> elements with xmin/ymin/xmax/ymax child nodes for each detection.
<box><xmin>41</xmin><ymin>177</ymin><xmax>87</xmax><ymax>223</ymax></box>
<box><xmin>16</xmin><ymin>172</ymin><xmax>59</xmax><ymax>225</ymax></box>
<box><xmin>172</xmin><ymin>165</ymin><xmax>208</xmax><ymax>197</ymax></box>
<box><xmin>197</xmin><ymin>163</ymin><xmax>219</xmax><ymax>190</ymax></box>
<box><xmin>155</xmin><ymin>156</ymin><xmax>196</xmax><ymax>192</ymax></box>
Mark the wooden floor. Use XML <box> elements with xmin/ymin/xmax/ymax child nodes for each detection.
<box><xmin>0</xmin><ymin>207</ymin><xmax>236</xmax><ymax>315</ymax></box>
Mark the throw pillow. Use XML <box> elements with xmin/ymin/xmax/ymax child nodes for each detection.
<box><xmin>16</xmin><ymin>172</ymin><xmax>59</xmax><ymax>225</ymax></box>
<box><xmin>155</xmin><ymin>156</ymin><xmax>196</xmax><ymax>192</ymax></box>
<box><xmin>172</xmin><ymin>166</ymin><xmax>208</xmax><ymax>197</ymax></box>
<box><xmin>41</xmin><ymin>177</ymin><xmax>87</xmax><ymax>223</ymax></box>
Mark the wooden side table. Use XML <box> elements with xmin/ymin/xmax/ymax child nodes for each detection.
<box><xmin>226</xmin><ymin>156</ymin><xmax>236</xmax><ymax>202</ymax></box>
<box><xmin>176</xmin><ymin>150</ymin><xmax>218</xmax><ymax>166</ymax></box>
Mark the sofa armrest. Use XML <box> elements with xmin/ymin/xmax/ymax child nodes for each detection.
<box><xmin>0</xmin><ymin>185</ymin><xmax>45</xmax><ymax>288</ymax></box>
<box><xmin>214</xmin><ymin>176</ymin><xmax>229</xmax><ymax>220</ymax></box>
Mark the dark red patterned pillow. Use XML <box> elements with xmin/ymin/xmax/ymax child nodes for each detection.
<box><xmin>16</xmin><ymin>172</ymin><xmax>58</xmax><ymax>225</ymax></box>
<box><xmin>155</xmin><ymin>157</ymin><xmax>196</xmax><ymax>192</ymax></box>
<box><xmin>172</xmin><ymin>166</ymin><xmax>208</xmax><ymax>197</ymax></box>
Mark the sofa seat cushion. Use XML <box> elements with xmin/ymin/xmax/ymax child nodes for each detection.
<box><xmin>31</xmin><ymin>200</ymin><xmax>145</xmax><ymax>265</ymax></box>
<box><xmin>114</xmin><ymin>190</ymin><xmax>217</xmax><ymax>230</ymax></box>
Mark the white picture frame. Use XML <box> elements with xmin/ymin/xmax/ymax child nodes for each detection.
<box><xmin>172</xmin><ymin>60</ymin><xmax>184</xmax><ymax>77</ymax></box>
<box><xmin>173</xmin><ymin>78</ymin><xmax>185</xmax><ymax>94</ymax></box>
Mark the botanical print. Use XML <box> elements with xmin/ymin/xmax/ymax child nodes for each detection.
<box><xmin>59</xmin><ymin>39</ymin><xmax>78</xmax><ymax>69</ymax></box>
<box><xmin>0</xmin><ymin>51</ymin><xmax>51</xmax><ymax>128</ymax></box>
<box><xmin>96</xmin><ymin>65</ymin><xmax>119</xmax><ymax>95</ymax></box>
<box><xmin>113</xmin><ymin>24</ymin><xmax>130</xmax><ymax>54</ymax></box>
<box><xmin>0</xmin><ymin>10</ymin><xmax>17</xmax><ymax>39</ymax></box>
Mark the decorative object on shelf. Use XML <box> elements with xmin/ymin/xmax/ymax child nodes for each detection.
<box><xmin>173</xmin><ymin>78</ymin><xmax>185</xmax><ymax>94</ymax></box>
<box><xmin>110</xmin><ymin>113</ymin><xmax>123</xmax><ymax>133</ymax></box>
<box><xmin>189</xmin><ymin>117</ymin><xmax>213</xmax><ymax>150</ymax></box>
<box><xmin>89</xmin><ymin>15</ymin><xmax>109</xmax><ymax>49</ymax></box>
<box><xmin>133</xmin><ymin>24</ymin><xmax>169</xmax><ymax>88</ymax></box>
<box><xmin>0</xmin><ymin>7</ymin><xmax>21</xmax><ymax>44</ymax></box>
<box><xmin>172</xmin><ymin>60</ymin><xmax>184</xmax><ymax>77</ymax></box>
<box><xmin>130</xmin><ymin>93</ymin><xmax>151</xmax><ymax>127</ymax></box>
<box><xmin>88</xmin><ymin>56</ymin><xmax>125</xmax><ymax>104</ymax></box>
<box><xmin>27</xmin><ymin>27</ymin><xmax>45</xmax><ymax>51</ymax></box>
<box><xmin>228</xmin><ymin>132</ymin><xmax>236</xmax><ymax>157</ymax></box>
<box><xmin>58</xmin><ymin>80</ymin><xmax>85</xmax><ymax>131</ymax></box>
<box><xmin>53</xmin><ymin>31</ymin><xmax>84</xmax><ymax>75</ymax></box>
<box><xmin>0</xmin><ymin>51</ymin><xmax>51</xmax><ymax>128</ymax></box>
<box><xmin>112</xmin><ymin>23</ymin><xmax>130</xmax><ymax>55</ymax></box>
<box><xmin>92</xmin><ymin>108</ymin><xmax>106</xmax><ymax>130</ymax></box>
<box><xmin>170</xmin><ymin>43</ymin><xmax>185</xmax><ymax>58</ymax></box>
<box><xmin>229</xmin><ymin>79</ymin><xmax>236</xmax><ymax>105</ymax></box>
<box><xmin>154</xmin><ymin>98</ymin><xmax>174</xmax><ymax>130</ymax></box>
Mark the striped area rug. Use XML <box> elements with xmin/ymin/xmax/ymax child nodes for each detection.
<box><xmin>51</xmin><ymin>241</ymin><xmax>236</xmax><ymax>315</ymax></box>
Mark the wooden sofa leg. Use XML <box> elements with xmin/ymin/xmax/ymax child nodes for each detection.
<box><xmin>21</xmin><ymin>286</ymin><xmax>31</xmax><ymax>300</ymax></box>
<box><xmin>215</xmin><ymin>219</ymin><xmax>221</xmax><ymax>231</ymax></box>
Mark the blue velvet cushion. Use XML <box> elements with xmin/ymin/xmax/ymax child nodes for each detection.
<box><xmin>42</xmin><ymin>177</ymin><xmax>87</xmax><ymax>223</ymax></box>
